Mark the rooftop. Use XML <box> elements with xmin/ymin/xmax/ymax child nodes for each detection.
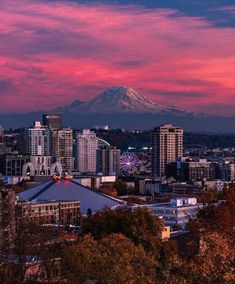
<box><xmin>17</xmin><ymin>179</ymin><xmax>123</xmax><ymax>214</ymax></box>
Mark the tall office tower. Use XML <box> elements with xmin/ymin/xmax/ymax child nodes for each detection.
<box><xmin>53</xmin><ymin>128</ymin><xmax>74</xmax><ymax>172</ymax></box>
<box><xmin>76</xmin><ymin>129</ymin><xmax>98</xmax><ymax>174</ymax></box>
<box><xmin>26</xmin><ymin>121</ymin><xmax>52</xmax><ymax>156</ymax></box>
<box><xmin>26</xmin><ymin>121</ymin><xmax>52</xmax><ymax>175</ymax></box>
<box><xmin>0</xmin><ymin>125</ymin><xmax>4</xmax><ymax>143</ymax></box>
<box><xmin>42</xmin><ymin>114</ymin><xmax>62</xmax><ymax>130</ymax></box>
<box><xmin>151</xmin><ymin>124</ymin><xmax>183</xmax><ymax>178</ymax></box>
<box><xmin>97</xmin><ymin>146</ymin><xmax>120</xmax><ymax>176</ymax></box>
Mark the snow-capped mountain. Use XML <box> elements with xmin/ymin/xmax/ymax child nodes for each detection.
<box><xmin>58</xmin><ymin>86</ymin><xmax>189</xmax><ymax>115</ymax></box>
<box><xmin>2</xmin><ymin>86</ymin><xmax>231</xmax><ymax>132</ymax></box>
<box><xmin>77</xmin><ymin>86</ymin><xmax>163</xmax><ymax>113</ymax></box>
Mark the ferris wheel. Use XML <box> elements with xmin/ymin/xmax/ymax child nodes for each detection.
<box><xmin>120</xmin><ymin>152</ymin><xmax>140</xmax><ymax>172</ymax></box>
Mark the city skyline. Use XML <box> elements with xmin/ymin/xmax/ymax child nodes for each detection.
<box><xmin>1</xmin><ymin>0</ymin><xmax>235</xmax><ymax>116</ymax></box>
<box><xmin>1</xmin><ymin>2</ymin><xmax>234</xmax><ymax>279</ymax></box>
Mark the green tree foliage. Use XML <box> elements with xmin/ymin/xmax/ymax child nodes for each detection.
<box><xmin>198</xmin><ymin>188</ymin><xmax>220</xmax><ymax>204</ymax></box>
<box><xmin>82</xmin><ymin>207</ymin><xmax>162</xmax><ymax>254</ymax></box>
<box><xmin>113</xmin><ymin>179</ymin><xmax>129</xmax><ymax>195</ymax></box>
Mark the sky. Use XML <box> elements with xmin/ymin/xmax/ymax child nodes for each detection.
<box><xmin>1</xmin><ymin>0</ymin><xmax>235</xmax><ymax>115</ymax></box>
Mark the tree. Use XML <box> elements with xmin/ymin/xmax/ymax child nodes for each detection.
<box><xmin>182</xmin><ymin>187</ymin><xmax>235</xmax><ymax>283</ymax></box>
<box><xmin>198</xmin><ymin>188</ymin><xmax>218</xmax><ymax>204</ymax></box>
<box><xmin>0</xmin><ymin>208</ymin><xmax>62</xmax><ymax>284</ymax></box>
<box><xmin>0</xmin><ymin>188</ymin><xmax>16</xmax><ymax>265</ymax></box>
<box><xmin>189</xmin><ymin>187</ymin><xmax>235</xmax><ymax>237</ymax></box>
<box><xmin>179</xmin><ymin>231</ymin><xmax>235</xmax><ymax>283</ymax></box>
<box><xmin>113</xmin><ymin>179</ymin><xmax>128</xmax><ymax>195</ymax></box>
<box><xmin>62</xmin><ymin>233</ymin><xmax>157</xmax><ymax>284</ymax></box>
<box><xmin>81</xmin><ymin>207</ymin><xmax>163</xmax><ymax>255</ymax></box>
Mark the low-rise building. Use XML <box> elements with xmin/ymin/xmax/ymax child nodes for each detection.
<box><xmin>17</xmin><ymin>178</ymin><xmax>123</xmax><ymax>215</ymax></box>
<box><xmin>167</xmin><ymin>158</ymin><xmax>216</xmax><ymax>182</ymax></box>
<box><xmin>145</xmin><ymin>197</ymin><xmax>203</xmax><ymax>229</ymax></box>
<box><xmin>159</xmin><ymin>226</ymin><xmax>171</xmax><ymax>241</ymax></box>
<box><xmin>0</xmin><ymin>154</ymin><xmax>30</xmax><ymax>176</ymax></box>
<box><xmin>218</xmin><ymin>161</ymin><xmax>235</xmax><ymax>182</ymax></box>
<box><xmin>145</xmin><ymin>180</ymin><xmax>161</xmax><ymax>195</ymax></box>
<box><xmin>16</xmin><ymin>200</ymin><xmax>81</xmax><ymax>226</ymax></box>
<box><xmin>75</xmin><ymin>175</ymin><xmax>117</xmax><ymax>190</ymax></box>
<box><xmin>161</xmin><ymin>182</ymin><xmax>201</xmax><ymax>195</ymax></box>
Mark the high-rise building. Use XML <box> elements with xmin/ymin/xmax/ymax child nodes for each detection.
<box><xmin>53</xmin><ymin>128</ymin><xmax>74</xmax><ymax>172</ymax></box>
<box><xmin>152</xmin><ymin>124</ymin><xmax>183</xmax><ymax>178</ymax></box>
<box><xmin>76</xmin><ymin>129</ymin><xmax>98</xmax><ymax>174</ymax></box>
<box><xmin>97</xmin><ymin>146</ymin><xmax>120</xmax><ymax>176</ymax></box>
<box><xmin>26</xmin><ymin>121</ymin><xmax>52</xmax><ymax>156</ymax></box>
<box><xmin>25</xmin><ymin>121</ymin><xmax>52</xmax><ymax>175</ymax></box>
<box><xmin>42</xmin><ymin>114</ymin><xmax>62</xmax><ymax>130</ymax></box>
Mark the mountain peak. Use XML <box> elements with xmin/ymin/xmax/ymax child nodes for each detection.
<box><xmin>96</xmin><ymin>86</ymin><xmax>154</xmax><ymax>104</ymax></box>
<box><xmin>54</xmin><ymin>98</ymin><xmax>83</xmax><ymax>113</ymax></box>
<box><xmin>74</xmin><ymin>86</ymin><xmax>162</xmax><ymax>113</ymax></box>
<box><xmin>54</xmin><ymin>86</ymin><xmax>187</xmax><ymax>115</ymax></box>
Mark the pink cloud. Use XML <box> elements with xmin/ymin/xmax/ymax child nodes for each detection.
<box><xmin>0</xmin><ymin>0</ymin><xmax>235</xmax><ymax>115</ymax></box>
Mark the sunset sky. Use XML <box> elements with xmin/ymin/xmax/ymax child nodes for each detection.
<box><xmin>1</xmin><ymin>0</ymin><xmax>235</xmax><ymax>115</ymax></box>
